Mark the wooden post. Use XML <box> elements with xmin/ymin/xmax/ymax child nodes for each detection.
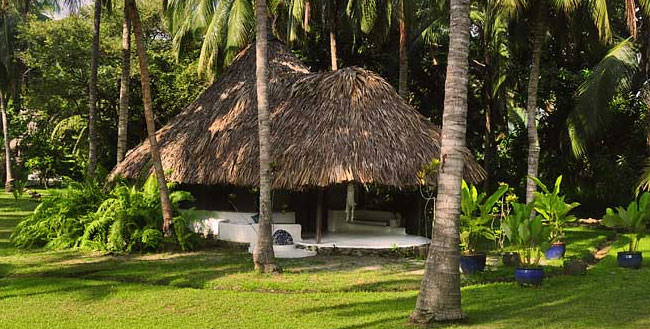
<box><xmin>316</xmin><ymin>188</ymin><xmax>324</xmax><ymax>243</ymax></box>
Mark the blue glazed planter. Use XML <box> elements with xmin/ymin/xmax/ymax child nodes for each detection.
<box><xmin>514</xmin><ymin>268</ymin><xmax>544</xmax><ymax>286</ymax></box>
<box><xmin>545</xmin><ymin>242</ymin><xmax>566</xmax><ymax>259</ymax></box>
<box><xmin>460</xmin><ymin>254</ymin><xmax>487</xmax><ymax>274</ymax></box>
<box><xmin>617</xmin><ymin>252</ymin><xmax>642</xmax><ymax>269</ymax></box>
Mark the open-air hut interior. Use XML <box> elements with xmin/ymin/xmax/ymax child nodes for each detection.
<box><xmin>110</xmin><ymin>40</ymin><xmax>486</xmax><ymax>251</ymax></box>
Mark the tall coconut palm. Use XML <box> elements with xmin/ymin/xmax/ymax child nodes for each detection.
<box><xmin>409</xmin><ymin>0</ymin><xmax>471</xmax><ymax>323</ymax></box>
<box><xmin>472</xmin><ymin>0</ymin><xmax>520</xmax><ymax>190</ymax></box>
<box><xmin>286</xmin><ymin>0</ymin><xmax>339</xmax><ymax>69</ymax></box>
<box><xmin>253</xmin><ymin>0</ymin><xmax>280</xmax><ymax>273</ymax></box>
<box><xmin>523</xmin><ymin>0</ymin><xmax>611</xmax><ymax>207</ymax></box>
<box><xmin>346</xmin><ymin>0</ymin><xmax>408</xmax><ymax>96</ymax></box>
<box><xmin>163</xmin><ymin>0</ymin><xmax>255</xmax><ymax>78</ymax></box>
<box><xmin>328</xmin><ymin>0</ymin><xmax>338</xmax><ymax>70</ymax></box>
<box><xmin>0</xmin><ymin>91</ymin><xmax>10</xmax><ymax>191</ymax></box>
<box><xmin>117</xmin><ymin>3</ymin><xmax>130</xmax><ymax>163</ymax></box>
<box><xmin>568</xmin><ymin>0</ymin><xmax>650</xmax><ymax>158</ymax></box>
<box><xmin>86</xmin><ymin>0</ymin><xmax>102</xmax><ymax>178</ymax></box>
<box><xmin>397</xmin><ymin>0</ymin><xmax>407</xmax><ymax>97</ymax></box>
<box><xmin>0</xmin><ymin>6</ymin><xmax>15</xmax><ymax>192</ymax></box>
<box><xmin>126</xmin><ymin>0</ymin><xmax>174</xmax><ymax>235</ymax></box>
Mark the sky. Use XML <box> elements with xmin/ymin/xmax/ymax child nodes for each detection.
<box><xmin>48</xmin><ymin>0</ymin><xmax>93</xmax><ymax>20</ymax></box>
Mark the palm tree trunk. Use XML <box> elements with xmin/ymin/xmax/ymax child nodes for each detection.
<box><xmin>410</xmin><ymin>0</ymin><xmax>470</xmax><ymax>323</ymax></box>
<box><xmin>253</xmin><ymin>0</ymin><xmax>280</xmax><ymax>273</ymax></box>
<box><xmin>1</xmin><ymin>92</ymin><xmax>12</xmax><ymax>192</ymax></box>
<box><xmin>127</xmin><ymin>0</ymin><xmax>174</xmax><ymax>235</ymax></box>
<box><xmin>398</xmin><ymin>0</ymin><xmax>408</xmax><ymax>98</ymax></box>
<box><xmin>525</xmin><ymin>19</ymin><xmax>544</xmax><ymax>207</ymax></box>
<box><xmin>87</xmin><ymin>0</ymin><xmax>101</xmax><ymax>179</ymax></box>
<box><xmin>303</xmin><ymin>0</ymin><xmax>310</xmax><ymax>35</ymax></box>
<box><xmin>328</xmin><ymin>0</ymin><xmax>338</xmax><ymax>70</ymax></box>
<box><xmin>117</xmin><ymin>6</ymin><xmax>131</xmax><ymax>164</ymax></box>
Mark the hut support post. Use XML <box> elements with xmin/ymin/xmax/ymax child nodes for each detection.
<box><xmin>316</xmin><ymin>188</ymin><xmax>324</xmax><ymax>243</ymax></box>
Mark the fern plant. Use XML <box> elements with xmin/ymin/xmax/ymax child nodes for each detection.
<box><xmin>11</xmin><ymin>181</ymin><xmax>105</xmax><ymax>249</ymax></box>
<box><xmin>12</xmin><ymin>175</ymin><xmax>196</xmax><ymax>253</ymax></box>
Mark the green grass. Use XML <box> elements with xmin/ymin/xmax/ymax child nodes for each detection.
<box><xmin>1</xmin><ymin>191</ymin><xmax>649</xmax><ymax>328</ymax></box>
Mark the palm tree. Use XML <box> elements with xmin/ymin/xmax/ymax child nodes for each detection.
<box><xmin>472</xmin><ymin>0</ymin><xmax>519</xmax><ymax>190</ymax></box>
<box><xmin>397</xmin><ymin>0</ymin><xmax>407</xmax><ymax>98</ymax></box>
<box><xmin>568</xmin><ymin>1</ymin><xmax>650</xmax><ymax>158</ymax></box>
<box><xmin>117</xmin><ymin>3</ymin><xmax>130</xmax><ymax>163</ymax></box>
<box><xmin>328</xmin><ymin>0</ymin><xmax>338</xmax><ymax>70</ymax></box>
<box><xmin>163</xmin><ymin>0</ymin><xmax>255</xmax><ymax>78</ymax></box>
<box><xmin>410</xmin><ymin>0</ymin><xmax>471</xmax><ymax>323</ymax></box>
<box><xmin>86</xmin><ymin>0</ymin><xmax>102</xmax><ymax>178</ymax></box>
<box><xmin>0</xmin><ymin>91</ymin><xmax>10</xmax><ymax>192</ymax></box>
<box><xmin>0</xmin><ymin>6</ymin><xmax>15</xmax><ymax>192</ymax></box>
<box><xmin>523</xmin><ymin>0</ymin><xmax>611</xmax><ymax>207</ymax></box>
<box><xmin>126</xmin><ymin>0</ymin><xmax>174</xmax><ymax>235</ymax></box>
<box><xmin>252</xmin><ymin>0</ymin><xmax>280</xmax><ymax>274</ymax></box>
<box><xmin>346</xmin><ymin>0</ymin><xmax>408</xmax><ymax>96</ymax></box>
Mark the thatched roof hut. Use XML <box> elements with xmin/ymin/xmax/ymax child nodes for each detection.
<box><xmin>111</xmin><ymin>40</ymin><xmax>486</xmax><ymax>189</ymax></box>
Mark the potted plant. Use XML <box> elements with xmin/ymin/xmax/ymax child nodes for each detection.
<box><xmin>531</xmin><ymin>176</ymin><xmax>580</xmax><ymax>259</ymax></box>
<box><xmin>502</xmin><ymin>202</ymin><xmax>551</xmax><ymax>286</ymax></box>
<box><xmin>459</xmin><ymin>181</ymin><xmax>508</xmax><ymax>274</ymax></box>
<box><xmin>493</xmin><ymin>184</ymin><xmax>520</xmax><ymax>266</ymax></box>
<box><xmin>601</xmin><ymin>193</ymin><xmax>650</xmax><ymax>269</ymax></box>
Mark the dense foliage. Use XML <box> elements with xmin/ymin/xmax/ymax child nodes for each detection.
<box><xmin>0</xmin><ymin>0</ymin><xmax>648</xmax><ymax>219</ymax></box>
<box><xmin>11</xmin><ymin>176</ymin><xmax>197</xmax><ymax>252</ymax></box>
<box><xmin>12</xmin><ymin>2</ymin><xmax>205</xmax><ymax>180</ymax></box>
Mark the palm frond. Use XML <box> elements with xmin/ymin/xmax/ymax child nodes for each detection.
<box><xmin>568</xmin><ymin>38</ymin><xmax>638</xmax><ymax>157</ymax></box>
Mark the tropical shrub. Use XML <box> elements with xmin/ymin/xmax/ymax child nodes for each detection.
<box><xmin>11</xmin><ymin>181</ymin><xmax>106</xmax><ymax>249</ymax></box>
<box><xmin>460</xmin><ymin>181</ymin><xmax>509</xmax><ymax>254</ymax></box>
<box><xmin>502</xmin><ymin>202</ymin><xmax>551</xmax><ymax>267</ymax></box>
<box><xmin>601</xmin><ymin>192</ymin><xmax>650</xmax><ymax>253</ymax></box>
<box><xmin>11</xmin><ymin>175</ymin><xmax>196</xmax><ymax>252</ymax></box>
<box><xmin>531</xmin><ymin>176</ymin><xmax>580</xmax><ymax>243</ymax></box>
<box><xmin>12</xmin><ymin>180</ymin><xmax>26</xmax><ymax>201</ymax></box>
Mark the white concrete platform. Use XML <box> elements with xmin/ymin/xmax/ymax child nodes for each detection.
<box><xmin>296</xmin><ymin>232</ymin><xmax>430</xmax><ymax>249</ymax></box>
<box><xmin>247</xmin><ymin>244</ymin><xmax>317</xmax><ymax>258</ymax></box>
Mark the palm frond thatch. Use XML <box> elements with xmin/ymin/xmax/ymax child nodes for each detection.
<box><xmin>111</xmin><ymin>40</ymin><xmax>486</xmax><ymax>189</ymax></box>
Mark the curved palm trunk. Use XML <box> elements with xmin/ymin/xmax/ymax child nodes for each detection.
<box><xmin>328</xmin><ymin>0</ymin><xmax>338</xmax><ymax>70</ymax></box>
<box><xmin>87</xmin><ymin>0</ymin><xmax>101</xmax><ymax>178</ymax></box>
<box><xmin>525</xmin><ymin>20</ymin><xmax>544</xmax><ymax>208</ymax></box>
<box><xmin>253</xmin><ymin>0</ymin><xmax>280</xmax><ymax>273</ymax></box>
<box><xmin>127</xmin><ymin>0</ymin><xmax>174</xmax><ymax>235</ymax></box>
<box><xmin>398</xmin><ymin>0</ymin><xmax>408</xmax><ymax>98</ymax></box>
<box><xmin>410</xmin><ymin>0</ymin><xmax>470</xmax><ymax>323</ymax></box>
<box><xmin>117</xmin><ymin>6</ymin><xmax>131</xmax><ymax>164</ymax></box>
<box><xmin>1</xmin><ymin>92</ymin><xmax>11</xmax><ymax>192</ymax></box>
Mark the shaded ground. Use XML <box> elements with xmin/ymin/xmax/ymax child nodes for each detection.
<box><xmin>0</xmin><ymin>191</ymin><xmax>648</xmax><ymax>329</ymax></box>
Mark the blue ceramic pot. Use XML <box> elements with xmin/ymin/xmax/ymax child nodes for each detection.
<box><xmin>514</xmin><ymin>267</ymin><xmax>544</xmax><ymax>286</ymax></box>
<box><xmin>617</xmin><ymin>252</ymin><xmax>642</xmax><ymax>269</ymax></box>
<box><xmin>545</xmin><ymin>242</ymin><xmax>566</xmax><ymax>260</ymax></box>
<box><xmin>460</xmin><ymin>254</ymin><xmax>487</xmax><ymax>274</ymax></box>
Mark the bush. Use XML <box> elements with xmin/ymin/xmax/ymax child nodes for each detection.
<box><xmin>11</xmin><ymin>181</ymin><xmax>105</xmax><ymax>249</ymax></box>
<box><xmin>11</xmin><ymin>175</ymin><xmax>197</xmax><ymax>253</ymax></box>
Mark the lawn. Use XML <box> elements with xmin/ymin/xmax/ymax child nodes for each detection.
<box><xmin>1</xmin><ymin>191</ymin><xmax>649</xmax><ymax>329</ymax></box>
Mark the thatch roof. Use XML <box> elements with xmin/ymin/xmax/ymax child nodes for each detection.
<box><xmin>110</xmin><ymin>40</ymin><xmax>486</xmax><ymax>189</ymax></box>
